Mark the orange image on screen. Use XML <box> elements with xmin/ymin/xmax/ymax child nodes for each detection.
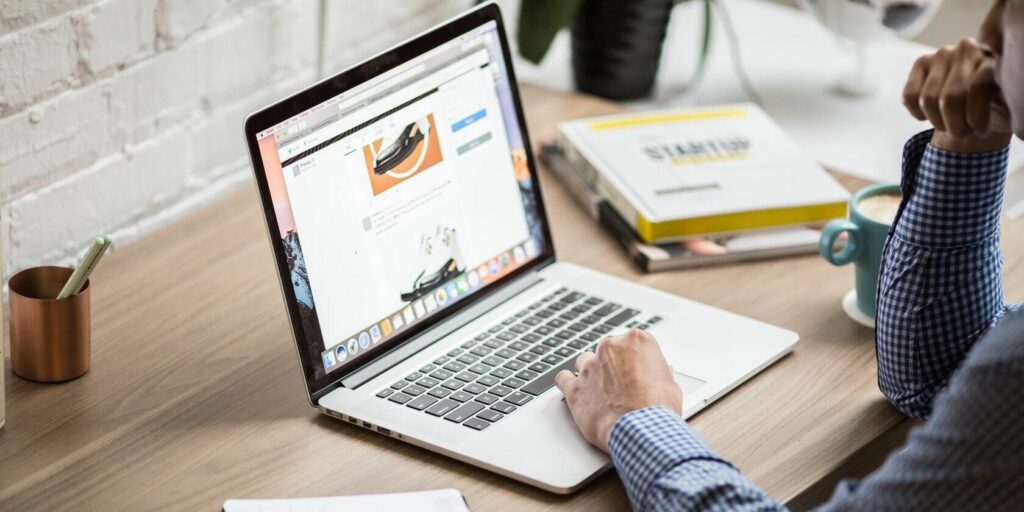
<box><xmin>362</xmin><ymin>113</ymin><xmax>444</xmax><ymax>196</ymax></box>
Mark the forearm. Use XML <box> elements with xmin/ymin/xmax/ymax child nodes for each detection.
<box><xmin>875</xmin><ymin>130</ymin><xmax>1011</xmax><ymax>418</ymax></box>
<box><xmin>609</xmin><ymin>408</ymin><xmax>785</xmax><ymax>511</ymax></box>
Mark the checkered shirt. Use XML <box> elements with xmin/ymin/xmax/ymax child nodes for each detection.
<box><xmin>607</xmin><ymin>131</ymin><xmax>1024</xmax><ymax>511</ymax></box>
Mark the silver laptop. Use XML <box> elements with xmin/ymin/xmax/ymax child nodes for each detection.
<box><xmin>244</xmin><ymin>4</ymin><xmax>798</xmax><ymax>494</ymax></box>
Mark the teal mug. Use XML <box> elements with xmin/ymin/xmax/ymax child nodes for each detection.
<box><xmin>819</xmin><ymin>183</ymin><xmax>902</xmax><ymax>319</ymax></box>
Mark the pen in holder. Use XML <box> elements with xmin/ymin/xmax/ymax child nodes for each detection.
<box><xmin>9</xmin><ymin>266</ymin><xmax>91</xmax><ymax>382</ymax></box>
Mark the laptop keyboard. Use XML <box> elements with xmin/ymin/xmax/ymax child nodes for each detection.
<box><xmin>375</xmin><ymin>287</ymin><xmax>663</xmax><ymax>431</ymax></box>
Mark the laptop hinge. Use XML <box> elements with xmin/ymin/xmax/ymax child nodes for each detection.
<box><xmin>338</xmin><ymin>269</ymin><xmax>549</xmax><ymax>391</ymax></box>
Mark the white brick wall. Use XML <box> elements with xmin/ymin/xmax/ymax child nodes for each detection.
<box><xmin>0</xmin><ymin>0</ymin><xmax>466</xmax><ymax>278</ymax></box>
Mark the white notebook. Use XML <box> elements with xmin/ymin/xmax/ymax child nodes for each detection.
<box><xmin>223</xmin><ymin>489</ymin><xmax>469</xmax><ymax>512</ymax></box>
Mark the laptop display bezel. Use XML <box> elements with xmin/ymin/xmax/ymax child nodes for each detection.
<box><xmin>243</xmin><ymin>3</ymin><xmax>556</xmax><ymax>402</ymax></box>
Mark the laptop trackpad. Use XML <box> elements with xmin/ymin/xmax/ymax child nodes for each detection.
<box><xmin>673</xmin><ymin>371</ymin><xmax>707</xmax><ymax>397</ymax></box>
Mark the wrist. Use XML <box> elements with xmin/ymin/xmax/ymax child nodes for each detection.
<box><xmin>931</xmin><ymin>130</ymin><xmax>1011</xmax><ymax>154</ymax></box>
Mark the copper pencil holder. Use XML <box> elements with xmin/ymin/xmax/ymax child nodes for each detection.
<box><xmin>8</xmin><ymin>266</ymin><xmax>91</xmax><ymax>383</ymax></box>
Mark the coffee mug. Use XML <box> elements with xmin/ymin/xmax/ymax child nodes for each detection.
<box><xmin>819</xmin><ymin>183</ymin><xmax>901</xmax><ymax>321</ymax></box>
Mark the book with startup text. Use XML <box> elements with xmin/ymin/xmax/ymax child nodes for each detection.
<box><xmin>539</xmin><ymin>143</ymin><xmax>827</xmax><ymax>273</ymax></box>
<box><xmin>557</xmin><ymin>104</ymin><xmax>849</xmax><ymax>243</ymax></box>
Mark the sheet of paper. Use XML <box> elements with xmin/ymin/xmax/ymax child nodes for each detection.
<box><xmin>223</xmin><ymin>488</ymin><xmax>469</xmax><ymax>512</ymax></box>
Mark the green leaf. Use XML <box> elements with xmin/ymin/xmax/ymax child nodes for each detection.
<box><xmin>516</xmin><ymin>0</ymin><xmax>584</xmax><ymax>64</ymax></box>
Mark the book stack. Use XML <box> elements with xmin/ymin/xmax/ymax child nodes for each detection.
<box><xmin>542</xmin><ymin>104</ymin><xmax>850</xmax><ymax>272</ymax></box>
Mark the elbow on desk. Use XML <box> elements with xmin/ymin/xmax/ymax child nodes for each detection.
<box><xmin>878</xmin><ymin>381</ymin><xmax>933</xmax><ymax>420</ymax></box>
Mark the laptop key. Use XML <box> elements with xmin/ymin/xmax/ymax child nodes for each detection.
<box><xmin>568</xmin><ymin>322</ymin><xmax>589</xmax><ymax>332</ymax></box>
<box><xmin>456</xmin><ymin>354</ymin><xmax>479</xmax><ymax>365</ymax></box>
<box><xmin>582</xmin><ymin>314</ymin><xmax>601</xmax><ymax>324</ymax></box>
<box><xmin>407</xmin><ymin>395</ymin><xmax>439</xmax><ymax>411</ymax></box>
<box><xmin>541</xmin><ymin>354</ymin><xmax>562</xmax><ymax>365</ymax></box>
<box><xmin>444</xmin><ymin>362</ymin><xmax>467</xmax><ymax>373</ymax></box>
<box><xmin>428</xmin><ymin>387</ymin><xmax>451</xmax><ymax>399</ymax></box>
<box><xmin>461</xmin><ymin>340</ymin><xmax>477</xmax><ymax>349</ymax></box>
<box><xmin>468</xmin><ymin>363</ymin><xmax>491</xmax><ymax>374</ymax></box>
<box><xmin>501</xmin><ymin>318</ymin><xmax>516</xmax><ymax>326</ymax></box>
<box><xmin>505</xmin><ymin>392</ymin><xmax>533</xmax><ymax>406</ymax></box>
<box><xmin>475</xmin><ymin>393</ymin><xmax>499</xmax><ymax>405</ymax></box>
<box><xmin>535</xmin><ymin>309</ymin><xmax>554</xmax><ymax>319</ymax></box>
<box><xmin>391</xmin><ymin>380</ymin><xmax>409</xmax><ymax>390</ymax></box>
<box><xmin>502</xmin><ymin>378</ymin><xmax>525</xmax><ymax>388</ymax></box>
<box><xmin>455</xmin><ymin>372</ymin><xmax>477</xmax><ymax>382</ymax></box>
<box><xmin>585</xmin><ymin>297</ymin><xmax>604</xmax><ymax>306</ymax></box>
<box><xmin>593</xmin><ymin>324</ymin><xmax>613</xmax><ymax>334</ymax></box>
<box><xmin>482</xmin><ymin>356</ymin><xmax>503</xmax><ymax>367</ymax></box>
<box><xmin>534</xmin><ymin>326</ymin><xmax>553</xmax><ymax>335</ymax></box>
<box><xmin>522</xmin><ymin>333</ymin><xmax>542</xmax><ymax>343</ymax></box>
<box><xmin>450</xmin><ymin>391</ymin><xmax>474</xmax><ymax>403</ymax></box>
<box><xmin>510</xmin><ymin>324</ymin><xmax>529</xmax><ymax>334</ymax></box>
<box><xmin>405</xmin><ymin>372</ymin><xmax>422</xmax><ymax>381</ymax></box>
<box><xmin>419</xmin><ymin>364</ymin><xmax>436</xmax><ymax>373</ymax></box>
<box><xmin>477</xmin><ymin>375</ymin><xmax>499</xmax><ymax>387</ymax></box>
<box><xmin>444</xmin><ymin>402</ymin><xmax>485</xmax><ymax>423</ymax></box>
<box><xmin>483</xmin><ymin>339</ymin><xmax>503</xmax><ymax>349</ymax></box>
<box><xmin>417</xmin><ymin>377</ymin><xmax>440</xmax><ymax>388</ymax></box>
<box><xmin>541</xmin><ymin>338</ymin><xmax>562</xmax><ymax>348</ymax></box>
<box><xmin>547</xmin><ymin>318</ymin><xmax>567</xmax><ymax>328</ymax></box>
<box><xmin>464</xmin><ymin>383</ymin><xmax>487</xmax><ymax>395</ymax></box>
<box><xmin>581</xmin><ymin>331</ymin><xmax>601</xmax><ymax>342</ymax></box>
<box><xmin>491</xmin><ymin>402</ymin><xmax>517</xmax><ymax>414</ymax></box>
<box><xmin>447</xmin><ymin>348</ymin><xmax>463</xmax><ymax>357</ymax></box>
<box><xmin>489</xmin><ymin>368</ymin><xmax>512</xmax><ymax>379</ymax></box>
<box><xmin>388</xmin><ymin>392</ymin><xmax>413</xmax><ymax>404</ymax></box>
<box><xmin>496</xmin><ymin>347</ymin><xmax>518</xmax><ymax>358</ymax></box>
<box><xmin>476</xmin><ymin>409</ymin><xmax>504</xmax><ymax>422</ymax></box>
<box><xmin>516</xmin><ymin>352</ymin><xmax>538</xmax><ymax>363</ymax></box>
<box><xmin>523</xmin><ymin>316</ymin><xmax>541</xmax><ymax>326</ymax></box>
<box><xmin>490</xmin><ymin>385</ymin><xmax>513</xmax><ymax>397</ymax></box>
<box><xmin>469</xmin><ymin>346</ymin><xmax>491</xmax><ymax>357</ymax></box>
<box><xmin>425</xmin><ymin>399</ymin><xmax>460</xmax><ymax>417</ymax></box>
<box><xmin>515</xmin><ymin>370</ymin><xmax>538</xmax><ymax>381</ymax></box>
<box><xmin>568</xmin><ymin>340</ymin><xmax>588</xmax><ymax>350</ymax></box>
<box><xmin>431</xmin><ymin>369</ymin><xmax>453</xmax><ymax>380</ymax></box>
<box><xmin>593</xmin><ymin>303</ymin><xmax>621</xmax><ymax>317</ymax></box>
<box><xmin>527</xmin><ymin>362</ymin><xmax>551</xmax><ymax>373</ymax></box>
<box><xmin>555</xmin><ymin>347</ymin><xmax>575</xmax><ymax>358</ymax></box>
<box><xmin>515</xmin><ymin>309</ymin><xmax>530</xmax><ymax>318</ymax></box>
<box><xmin>522</xmin><ymin>357</ymin><xmax>578</xmax><ymax>396</ymax></box>
<box><xmin>488</xmin><ymin>325</ymin><xmax>503</xmax><ymax>333</ymax></box>
<box><xmin>463</xmin><ymin>417</ymin><xmax>491</xmax><ymax>431</ymax></box>
<box><xmin>432</xmin><ymin>356</ymin><xmax>450</xmax><ymax>366</ymax></box>
<box><xmin>475</xmin><ymin>333</ymin><xmax>490</xmax><ymax>341</ymax></box>
<box><xmin>606</xmin><ymin>309</ymin><xmax>641</xmax><ymax>327</ymax></box>
<box><xmin>441</xmin><ymin>380</ymin><xmax>464</xmax><ymax>390</ymax></box>
<box><xmin>404</xmin><ymin>385</ymin><xmax>426</xmax><ymax>396</ymax></box>
<box><xmin>529</xmin><ymin>345</ymin><xmax>550</xmax><ymax>355</ymax></box>
<box><xmin>376</xmin><ymin>388</ymin><xmax>394</xmax><ymax>398</ymax></box>
<box><xmin>497</xmin><ymin>332</ymin><xmax>516</xmax><ymax>341</ymax></box>
<box><xmin>502</xmin><ymin>360</ymin><xmax>525</xmax><ymax>371</ymax></box>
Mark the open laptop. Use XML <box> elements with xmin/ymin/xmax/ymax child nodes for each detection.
<box><xmin>244</xmin><ymin>3</ymin><xmax>797</xmax><ymax>494</ymax></box>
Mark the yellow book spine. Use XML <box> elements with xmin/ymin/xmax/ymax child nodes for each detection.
<box><xmin>635</xmin><ymin>201</ymin><xmax>848</xmax><ymax>243</ymax></box>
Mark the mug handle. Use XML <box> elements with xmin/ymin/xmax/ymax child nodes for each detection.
<box><xmin>819</xmin><ymin>219</ymin><xmax>863</xmax><ymax>266</ymax></box>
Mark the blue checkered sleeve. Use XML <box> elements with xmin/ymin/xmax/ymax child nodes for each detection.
<box><xmin>608</xmin><ymin>407</ymin><xmax>784</xmax><ymax>511</ymax></box>
<box><xmin>876</xmin><ymin>129</ymin><xmax>1017</xmax><ymax>419</ymax></box>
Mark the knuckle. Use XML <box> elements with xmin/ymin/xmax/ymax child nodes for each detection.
<box><xmin>936</xmin><ymin>45</ymin><xmax>954</xmax><ymax>57</ymax></box>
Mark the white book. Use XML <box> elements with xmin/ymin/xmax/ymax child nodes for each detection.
<box><xmin>223</xmin><ymin>489</ymin><xmax>469</xmax><ymax>512</ymax></box>
<box><xmin>558</xmin><ymin>104</ymin><xmax>850</xmax><ymax>243</ymax></box>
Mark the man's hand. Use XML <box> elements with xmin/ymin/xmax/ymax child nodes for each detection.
<box><xmin>554</xmin><ymin>329</ymin><xmax>682</xmax><ymax>452</ymax></box>
<box><xmin>903</xmin><ymin>38</ymin><xmax>1012</xmax><ymax>153</ymax></box>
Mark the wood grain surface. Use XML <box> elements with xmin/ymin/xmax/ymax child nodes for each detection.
<box><xmin>1</xmin><ymin>86</ymin><xmax>1020</xmax><ymax>511</ymax></box>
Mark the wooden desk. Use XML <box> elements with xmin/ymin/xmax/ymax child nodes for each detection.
<box><xmin>2</xmin><ymin>87</ymin><xmax>1021</xmax><ymax>511</ymax></box>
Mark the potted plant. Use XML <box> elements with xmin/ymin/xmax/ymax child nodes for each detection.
<box><xmin>510</xmin><ymin>0</ymin><xmax>712</xmax><ymax>100</ymax></box>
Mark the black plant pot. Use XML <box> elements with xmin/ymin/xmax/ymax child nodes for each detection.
<box><xmin>570</xmin><ymin>0</ymin><xmax>674</xmax><ymax>101</ymax></box>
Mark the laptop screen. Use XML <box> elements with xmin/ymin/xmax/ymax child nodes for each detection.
<box><xmin>252</xmin><ymin>19</ymin><xmax>549</xmax><ymax>380</ymax></box>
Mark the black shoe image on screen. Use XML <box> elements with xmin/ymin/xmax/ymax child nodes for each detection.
<box><xmin>400</xmin><ymin>225</ymin><xmax>466</xmax><ymax>302</ymax></box>
<box><xmin>373</xmin><ymin>118</ymin><xmax>430</xmax><ymax>175</ymax></box>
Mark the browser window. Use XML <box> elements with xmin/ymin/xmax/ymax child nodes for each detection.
<box><xmin>254</xmin><ymin>21</ymin><xmax>547</xmax><ymax>377</ymax></box>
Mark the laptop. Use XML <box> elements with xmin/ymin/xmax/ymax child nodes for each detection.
<box><xmin>244</xmin><ymin>3</ymin><xmax>798</xmax><ymax>494</ymax></box>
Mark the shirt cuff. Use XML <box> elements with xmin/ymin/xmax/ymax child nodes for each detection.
<box><xmin>893</xmin><ymin>130</ymin><xmax>1009</xmax><ymax>247</ymax></box>
<box><xmin>608</xmin><ymin>407</ymin><xmax>733</xmax><ymax>505</ymax></box>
